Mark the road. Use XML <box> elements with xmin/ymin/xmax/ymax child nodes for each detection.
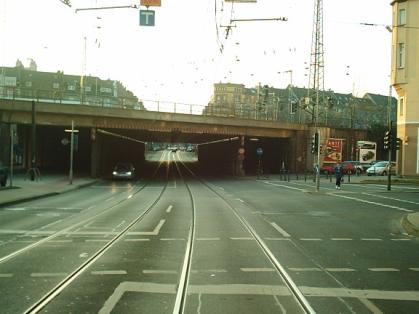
<box><xmin>0</xmin><ymin>150</ymin><xmax>418</xmax><ymax>313</ymax></box>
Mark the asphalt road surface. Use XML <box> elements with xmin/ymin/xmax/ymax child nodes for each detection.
<box><xmin>0</xmin><ymin>150</ymin><xmax>418</xmax><ymax>313</ymax></box>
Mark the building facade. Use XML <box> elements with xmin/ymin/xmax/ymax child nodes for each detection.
<box><xmin>391</xmin><ymin>0</ymin><xmax>419</xmax><ymax>176</ymax></box>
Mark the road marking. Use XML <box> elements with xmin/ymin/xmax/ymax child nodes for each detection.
<box><xmin>86</xmin><ymin>239</ymin><xmax>109</xmax><ymax>242</ymax></box>
<box><xmin>79</xmin><ymin>253</ymin><xmax>88</xmax><ymax>258</ymax></box>
<box><xmin>127</xmin><ymin>219</ymin><xmax>166</xmax><ymax>236</ymax></box>
<box><xmin>113</xmin><ymin>220</ymin><xmax>126</xmax><ymax>230</ymax></box>
<box><xmin>166</xmin><ymin>205</ymin><xmax>173</xmax><ymax>213</ymax></box>
<box><xmin>142</xmin><ymin>270</ymin><xmax>177</xmax><ymax>274</ymax></box>
<box><xmin>368</xmin><ymin>268</ymin><xmax>399</xmax><ymax>272</ymax></box>
<box><xmin>191</xmin><ymin>269</ymin><xmax>228</xmax><ymax>274</ymax></box>
<box><xmin>98</xmin><ymin>281</ymin><xmax>419</xmax><ymax>314</ymax></box>
<box><xmin>160</xmin><ymin>238</ymin><xmax>185</xmax><ymax>241</ymax></box>
<box><xmin>0</xmin><ymin>274</ymin><xmax>13</xmax><ymax>278</ymax></box>
<box><xmin>240</xmin><ymin>268</ymin><xmax>275</xmax><ymax>272</ymax></box>
<box><xmin>264</xmin><ymin>181</ymin><xmax>307</xmax><ymax>192</ymax></box>
<box><xmin>300</xmin><ymin>238</ymin><xmax>322</xmax><ymax>241</ymax></box>
<box><xmin>288</xmin><ymin>268</ymin><xmax>322</xmax><ymax>272</ymax></box>
<box><xmin>362</xmin><ymin>192</ymin><xmax>419</xmax><ymax>205</ymax></box>
<box><xmin>124</xmin><ymin>238</ymin><xmax>150</xmax><ymax>242</ymax></box>
<box><xmin>361</xmin><ymin>238</ymin><xmax>383</xmax><ymax>241</ymax></box>
<box><xmin>230</xmin><ymin>237</ymin><xmax>254</xmax><ymax>240</ymax></box>
<box><xmin>91</xmin><ymin>270</ymin><xmax>127</xmax><ymax>275</ymax></box>
<box><xmin>325</xmin><ymin>268</ymin><xmax>356</xmax><ymax>272</ymax></box>
<box><xmin>48</xmin><ymin>240</ymin><xmax>73</xmax><ymax>243</ymax></box>
<box><xmin>358</xmin><ymin>298</ymin><xmax>384</xmax><ymax>314</ymax></box>
<box><xmin>270</xmin><ymin>222</ymin><xmax>291</xmax><ymax>238</ymax></box>
<box><xmin>127</xmin><ymin>194</ymin><xmax>133</xmax><ymax>199</ymax></box>
<box><xmin>331</xmin><ymin>238</ymin><xmax>353</xmax><ymax>241</ymax></box>
<box><xmin>105</xmin><ymin>197</ymin><xmax>114</xmax><ymax>202</ymax></box>
<box><xmin>409</xmin><ymin>268</ymin><xmax>419</xmax><ymax>271</ymax></box>
<box><xmin>5</xmin><ymin>207</ymin><xmax>26</xmax><ymax>211</ymax></box>
<box><xmin>390</xmin><ymin>238</ymin><xmax>411</xmax><ymax>241</ymax></box>
<box><xmin>264</xmin><ymin>237</ymin><xmax>291</xmax><ymax>241</ymax></box>
<box><xmin>31</xmin><ymin>273</ymin><xmax>67</xmax><ymax>277</ymax></box>
<box><xmin>236</xmin><ymin>198</ymin><xmax>245</xmax><ymax>203</ymax></box>
<box><xmin>196</xmin><ymin>237</ymin><xmax>220</xmax><ymax>241</ymax></box>
<box><xmin>329</xmin><ymin>193</ymin><xmax>414</xmax><ymax>213</ymax></box>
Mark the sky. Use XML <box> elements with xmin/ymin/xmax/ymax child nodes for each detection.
<box><xmin>0</xmin><ymin>0</ymin><xmax>393</xmax><ymax>106</ymax></box>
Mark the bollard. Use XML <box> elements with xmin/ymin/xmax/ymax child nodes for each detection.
<box><xmin>330</xmin><ymin>175</ymin><xmax>332</xmax><ymax>183</ymax></box>
<box><xmin>348</xmin><ymin>172</ymin><xmax>351</xmax><ymax>183</ymax></box>
<box><xmin>287</xmin><ymin>170</ymin><xmax>290</xmax><ymax>182</ymax></box>
<box><xmin>304</xmin><ymin>172</ymin><xmax>307</xmax><ymax>182</ymax></box>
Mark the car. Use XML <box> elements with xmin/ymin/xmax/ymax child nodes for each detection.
<box><xmin>366</xmin><ymin>161</ymin><xmax>396</xmax><ymax>176</ymax></box>
<box><xmin>341</xmin><ymin>161</ymin><xmax>364</xmax><ymax>174</ymax></box>
<box><xmin>112</xmin><ymin>162</ymin><xmax>135</xmax><ymax>180</ymax></box>
<box><xmin>321</xmin><ymin>164</ymin><xmax>335</xmax><ymax>174</ymax></box>
<box><xmin>0</xmin><ymin>162</ymin><xmax>8</xmax><ymax>187</ymax></box>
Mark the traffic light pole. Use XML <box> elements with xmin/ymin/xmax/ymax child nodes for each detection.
<box><xmin>387</xmin><ymin>121</ymin><xmax>392</xmax><ymax>191</ymax></box>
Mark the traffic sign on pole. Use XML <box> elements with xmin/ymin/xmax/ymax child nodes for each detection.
<box><xmin>140</xmin><ymin>10</ymin><xmax>155</xmax><ymax>26</ymax></box>
<box><xmin>256</xmin><ymin>147</ymin><xmax>263</xmax><ymax>156</ymax></box>
<box><xmin>141</xmin><ymin>0</ymin><xmax>161</xmax><ymax>6</ymax></box>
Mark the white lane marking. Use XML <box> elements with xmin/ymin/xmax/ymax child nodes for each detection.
<box><xmin>240</xmin><ymin>268</ymin><xmax>275</xmax><ymax>272</ymax></box>
<box><xmin>127</xmin><ymin>194</ymin><xmax>133</xmax><ymax>199</ymax></box>
<box><xmin>0</xmin><ymin>274</ymin><xmax>13</xmax><ymax>278</ymax></box>
<box><xmin>331</xmin><ymin>238</ymin><xmax>353</xmax><ymax>241</ymax></box>
<box><xmin>124</xmin><ymin>238</ymin><xmax>150</xmax><ymax>242</ymax></box>
<box><xmin>142</xmin><ymin>270</ymin><xmax>177</xmax><ymax>274</ymax></box>
<box><xmin>127</xmin><ymin>219</ymin><xmax>166</xmax><ymax>236</ymax></box>
<box><xmin>325</xmin><ymin>268</ymin><xmax>356</xmax><ymax>272</ymax></box>
<box><xmin>409</xmin><ymin>268</ymin><xmax>419</xmax><ymax>271</ymax></box>
<box><xmin>79</xmin><ymin>253</ymin><xmax>89</xmax><ymax>258</ymax></box>
<box><xmin>270</xmin><ymin>222</ymin><xmax>291</xmax><ymax>238</ymax></box>
<box><xmin>362</xmin><ymin>192</ymin><xmax>419</xmax><ymax>205</ymax></box>
<box><xmin>91</xmin><ymin>270</ymin><xmax>127</xmax><ymax>275</ymax></box>
<box><xmin>5</xmin><ymin>207</ymin><xmax>26</xmax><ymax>211</ymax></box>
<box><xmin>390</xmin><ymin>238</ymin><xmax>411</xmax><ymax>241</ymax></box>
<box><xmin>300</xmin><ymin>238</ymin><xmax>323</xmax><ymax>241</ymax></box>
<box><xmin>31</xmin><ymin>273</ymin><xmax>67</xmax><ymax>277</ymax></box>
<box><xmin>358</xmin><ymin>298</ymin><xmax>384</xmax><ymax>314</ymax></box>
<box><xmin>86</xmin><ymin>239</ymin><xmax>109</xmax><ymax>242</ymax></box>
<box><xmin>264</xmin><ymin>237</ymin><xmax>291</xmax><ymax>241</ymax></box>
<box><xmin>236</xmin><ymin>198</ymin><xmax>245</xmax><ymax>203</ymax></box>
<box><xmin>105</xmin><ymin>197</ymin><xmax>114</xmax><ymax>202</ymax></box>
<box><xmin>288</xmin><ymin>268</ymin><xmax>322</xmax><ymax>272</ymax></box>
<box><xmin>166</xmin><ymin>205</ymin><xmax>173</xmax><ymax>213</ymax></box>
<box><xmin>98</xmin><ymin>281</ymin><xmax>419</xmax><ymax>314</ymax></box>
<box><xmin>113</xmin><ymin>220</ymin><xmax>126</xmax><ymax>230</ymax></box>
<box><xmin>87</xmin><ymin>205</ymin><xmax>96</xmax><ymax>210</ymax></box>
<box><xmin>361</xmin><ymin>238</ymin><xmax>383</xmax><ymax>241</ymax></box>
<box><xmin>368</xmin><ymin>268</ymin><xmax>399</xmax><ymax>272</ymax></box>
<box><xmin>190</xmin><ymin>269</ymin><xmax>228</xmax><ymax>274</ymax></box>
<box><xmin>160</xmin><ymin>238</ymin><xmax>185</xmax><ymax>241</ymax></box>
<box><xmin>264</xmin><ymin>181</ymin><xmax>307</xmax><ymax>192</ymax></box>
<box><xmin>196</xmin><ymin>237</ymin><xmax>220</xmax><ymax>241</ymax></box>
<box><xmin>329</xmin><ymin>193</ymin><xmax>414</xmax><ymax>213</ymax></box>
<box><xmin>48</xmin><ymin>240</ymin><xmax>73</xmax><ymax>243</ymax></box>
<box><xmin>197</xmin><ymin>293</ymin><xmax>203</xmax><ymax>314</ymax></box>
<box><xmin>273</xmin><ymin>294</ymin><xmax>287</xmax><ymax>313</ymax></box>
<box><xmin>230</xmin><ymin>237</ymin><xmax>254</xmax><ymax>240</ymax></box>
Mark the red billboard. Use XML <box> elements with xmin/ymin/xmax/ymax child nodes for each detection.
<box><xmin>324</xmin><ymin>138</ymin><xmax>343</xmax><ymax>163</ymax></box>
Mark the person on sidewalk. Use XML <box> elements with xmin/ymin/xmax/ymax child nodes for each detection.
<box><xmin>334</xmin><ymin>162</ymin><xmax>343</xmax><ymax>190</ymax></box>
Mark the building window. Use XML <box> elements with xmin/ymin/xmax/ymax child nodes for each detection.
<box><xmin>398</xmin><ymin>8</ymin><xmax>406</xmax><ymax>26</ymax></box>
<box><xmin>397</xmin><ymin>43</ymin><xmax>405</xmax><ymax>68</ymax></box>
<box><xmin>52</xmin><ymin>82</ymin><xmax>59</xmax><ymax>89</ymax></box>
<box><xmin>399</xmin><ymin>97</ymin><xmax>404</xmax><ymax>116</ymax></box>
<box><xmin>68</xmin><ymin>84</ymin><xmax>76</xmax><ymax>91</ymax></box>
<box><xmin>25</xmin><ymin>81</ymin><xmax>32</xmax><ymax>88</ymax></box>
<box><xmin>84</xmin><ymin>86</ymin><xmax>92</xmax><ymax>92</ymax></box>
<box><xmin>216</xmin><ymin>95</ymin><xmax>222</xmax><ymax>104</ymax></box>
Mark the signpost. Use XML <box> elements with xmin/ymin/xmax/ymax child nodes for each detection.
<box><xmin>256</xmin><ymin>147</ymin><xmax>263</xmax><ymax>178</ymax></box>
<box><xmin>140</xmin><ymin>10</ymin><xmax>155</xmax><ymax>26</ymax></box>
<box><xmin>64</xmin><ymin>121</ymin><xmax>79</xmax><ymax>185</ymax></box>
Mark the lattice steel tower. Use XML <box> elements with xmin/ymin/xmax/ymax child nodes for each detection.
<box><xmin>307</xmin><ymin>0</ymin><xmax>324</xmax><ymax>124</ymax></box>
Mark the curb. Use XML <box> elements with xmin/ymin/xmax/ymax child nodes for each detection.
<box><xmin>0</xmin><ymin>180</ymin><xmax>99</xmax><ymax>209</ymax></box>
<box><xmin>401</xmin><ymin>214</ymin><xmax>419</xmax><ymax>237</ymax></box>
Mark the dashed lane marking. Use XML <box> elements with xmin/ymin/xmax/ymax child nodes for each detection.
<box><xmin>196</xmin><ymin>237</ymin><xmax>221</xmax><ymax>241</ymax></box>
<box><xmin>409</xmin><ymin>268</ymin><xmax>419</xmax><ymax>271</ymax></box>
<box><xmin>270</xmin><ymin>222</ymin><xmax>291</xmax><ymax>238</ymax></box>
<box><xmin>264</xmin><ymin>181</ymin><xmax>307</xmax><ymax>192</ymax></box>
<box><xmin>331</xmin><ymin>238</ymin><xmax>353</xmax><ymax>241</ymax></box>
<box><xmin>240</xmin><ymin>268</ymin><xmax>276</xmax><ymax>272</ymax></box>
<box><xmin>300</xmin><ymin>238</ymin><xmax>323</xmax><ymax>241</ymax></box>
<box><xmin>229</xmin><ymin>237</ymin><xmax>254</xmax><ymax>240</ymax></box>
<box><xmin>368</xmin><ymin>268</ymin><xmax>400</xmax><ymax>272</ymax></box>
<box><xmin>361</xmin><ymin>238</ymin><xmax>383</xmax><ymax>241</ymax></box>
<box><xmin>160</xmin><ymin>238</ymin><xmax>185</xmax><ymax>241</ymax></box>
<box><xmin>264</xmin><ymin>237</ymin><xmax>291</xmax><ymax>241</ymax></box>
<box><xmin>390</xmin><ymin>238</ymin><xmax>411</xmax><ymax>241</ymax></box>
<box><xmin>324</xmin><ymin>268</ymin><xmax>356</xmax><ymax>272</ymax></box>
<box><xmin>31</xmin><ymin>273</ymin><xmax>67</xmax><ymax>277</ymax></box>
<box><xmin>142</xmin><ymin>270</ymin><xmax>177</xmax><ymax>275</ymax></box>
<box><xmin>166</xmin><ymin>205</ymin><xmax>173</xmax><ymax>213</ymax></box>
<box><xmin>288</xmin><ymin>268</ymin><xmax>322</xmax><ymax>272</ymax></box>
<box><xmin>362</xmin><ymin>192</ymin><xmax>419</xmax><ymax>205</ymax></box>
<box><xmin>0</xmin><ymin>274</ymin><xmax>13</xmax><ymax>278</ymax></box>
<box><xmin>91</xmin><ymin>270</ymin><xmax>127</xmax><ymax>275</ymax></box>
<box><xmin>124</xmin><ymin>238</ymin><xmax>150</xmax><ymax>242</ymax></box>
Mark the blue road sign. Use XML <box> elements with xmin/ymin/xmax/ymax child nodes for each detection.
<box><xmin>140</xmin><ymin>10</ymin><xmax>155</xmax><ymax>26</ymax></box>
<box><xmin>256</xmin><ymin>147</ymin><xmax>263</xmax><ymax>156</ymax></box>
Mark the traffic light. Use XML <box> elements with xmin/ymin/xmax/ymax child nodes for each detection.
<box><xmin>383</xmin><ymin>130</ymin><xmax>391</xmax><ymax>151</ymax></box>
<box><xmin>394</xmin><ymin>137</ymin><xmax>402</xmax><ymax>150</ymax></box>
<box><xmin>311</xmin><ymin>132</ymin><xmax>319</xmax><ymax>154</ymax></box>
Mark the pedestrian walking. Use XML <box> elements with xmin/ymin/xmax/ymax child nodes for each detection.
<box><xmin>334</xmin><ymin>162</ymin><xmax>343</xmax><ymax>190</ymax></box>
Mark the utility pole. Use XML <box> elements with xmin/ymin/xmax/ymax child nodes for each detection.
<box><xmin>307</xmin><ymin>0</ymin><xmax>324</xmax><ymax>191</ymax></box>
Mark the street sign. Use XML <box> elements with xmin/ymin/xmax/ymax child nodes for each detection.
<box><xmin>140</xmin><ymin>10</ymin><xmax>155</xmax><ymax>26</ymax></box>
<box><xmin>256</xmin><ymin>147</ymin><xmax>263</xmax><ymax>156</ymax></box>
<box><xmin>141</xmin><ymin>0</ymin><xmax>161</xmax><ymax>6</ymax></box>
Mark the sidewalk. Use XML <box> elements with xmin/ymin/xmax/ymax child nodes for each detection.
<box><xmin>0</xmin><ymin>173</ymin><xmax>98</xmax><ymax>207</ymax></box>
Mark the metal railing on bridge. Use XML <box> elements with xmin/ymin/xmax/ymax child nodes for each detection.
<box><xmin>0</xmin><ymin>86</ymin><xmax>370</xmax><ymax>129</ymax></box>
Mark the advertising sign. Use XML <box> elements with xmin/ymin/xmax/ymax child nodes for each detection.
<box><xmin>140</xmin><ymin>0</ymin><xmax>161</xmax><ymax>6</ymax></box>
<box><xmin>357</xmin><ymin>141</ymin><xmax>376</xmax><ymax>163</ymax></box>
<box><xmin>323</xmin><ymin>138</ymin><xmax>343</xmax><ymax>163</ymax></box>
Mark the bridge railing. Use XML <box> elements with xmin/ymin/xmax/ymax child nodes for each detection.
<box><xmin>0</xmin><ymin>86</ymin><xmax>371</xmax><ymax>129</ymax></box>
